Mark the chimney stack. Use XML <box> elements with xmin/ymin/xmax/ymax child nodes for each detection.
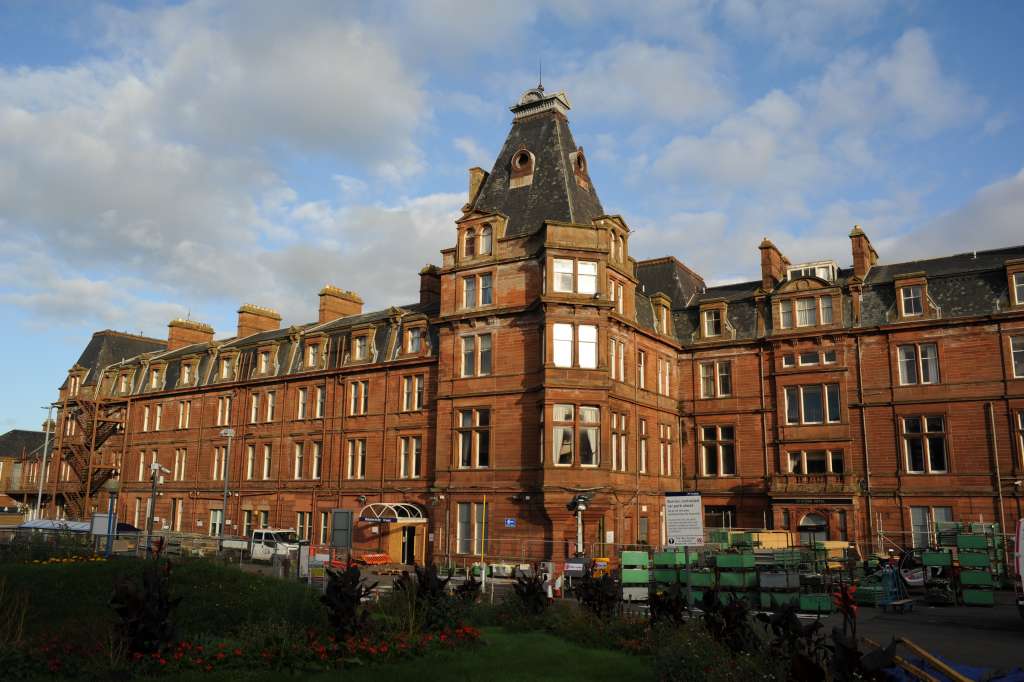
<box><xmin>419</xmin><ymin>265</ymin><xmax>441</xmax><ymax>306</ymax></box>
<box><xmin>318</xmin><ymin>286</ymin><xmax>363</xmax><ymax>323</ymax></box>
<box><xmin>167</xmin><ymin>319</ymin><xmax>214</xmax><ymax>351</ymax></box>
<box><xmin>236</xmin><ymin>304</ymin><xmax>281</xmax><ymax>338</ymax></box>
<box><xmin>849</xmin><ymin>225</ymin><xmax>878</xmax><ymax>279</ymax></box>
<box><xmin>467</xmin><ymin>167</ymin><xmax>488</xmax><ymax>206</ymax></box>
<box><xmin>759</xmin><ymin>238</ymin><xmax>789</xmax><ymax>291</ymax></box>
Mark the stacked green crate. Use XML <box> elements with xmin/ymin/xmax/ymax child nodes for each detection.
<box><xmin>715</xmin><ymin>551</ymin><xmax>756</xmax><ymax>605</ymax></box>
<box><xmin>621</xmin><ymin>551</ymin><xmax>651</xmax><ymax>602</ymax></box>
<box><xmin>956</xmin><ymin>534</ymin><xmax>994</xmax><ymax>606</ymax></box>
<box><xmin>758</xmin><ymin>547</ymin><xmax>801</xmax><ymax>610</ymax></box>
<box><xmin>652</xmin><ymin>549</ymin><xmax>697</xmax><ymax>588</ymax></box>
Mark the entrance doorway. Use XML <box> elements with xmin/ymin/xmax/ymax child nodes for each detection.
<box><xmin>798</xmin><ymin>513</ymin><xmax>828</xmax><ymax>545</ymax></box>
<box><xmin>401</xmin><ymin>526</ymin><xmax>416</xmax><ymax>564</ymax></box>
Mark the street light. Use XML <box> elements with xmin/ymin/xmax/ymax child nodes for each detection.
<box><xmin>566</xmin><ymin>494</ymin><xmax>592</xmax><ymax>558</ymax></box>
<box><xmin>35</xmin><ymin>405</ymin><xmax>54</xmax><ymax>520</ymax></box>
<box><xmin>220</xmin><ymin>428</ymin><xmax>235</xmax><ymax>537</ymax></box>
<box><xmin>145</xmin><ymin>461</ymin><xmax>171</xmax><ymax>557</ymax></box>
<box><xmin>101</xmin><ymin>477</ymin><xmax>121</xmax><ymax>557</ymax></box>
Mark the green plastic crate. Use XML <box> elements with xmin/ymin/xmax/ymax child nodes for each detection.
<box><xmin>922</xmin><ymin>551</ymin><xmax>952</xmax><ymax>567</ymax></box>
<box><xmin>621</xmin><ymin>551</ymin><xmax>650</xmax><ymax>566</ymax></box>
<box><xmin>799</xmin><ymin>594</ymin><xmax>833</xmax><ymax>614</ymax></box>
<box><xmin>961</xmin><ymin>589</ymin><xmax>994</xmax><ymax>606</ymax></box>
<box><xmin>689</xmin><ymin>571</ymin><xmax>716</xmax><ymax>587</ymax></box>
<box><xmin>653</xmin><ymin>550</ymin><xmax>697</xmax><ymax>567</ymax></box>
<box><xmin>760</xmin><ymin>591</ymin><xmax>799</xmax><ymax>609</ymax></box>
<box><xmin>959</xmin><ymin>570</ymin><xmax>993</xmax><ymax>586</ymax></box>
<box><xmin>958</xmin><ymin>551</ymin><xmax>990</xmax><ymax>568</ymax></box>
<box><xmin>719</xmin><ymin>571</ymin><xmax>757</xmax><ymax>588</ymax></box>
<box><xmin>956</xmin><ymin>534</ymin><xmax>988</xmax><ymax>550</ymax></box>
<box><xmin>621</xmin><ymin>568</ymin><xmax>650</xmax><ymax>584</ymax></box>
<box><xmin>653</xmin><ymin>569</ymin><xmax>680</xmax><ymax>584</ymax></box>
<box><xmin>718</xmin><ymin>591</ymin><xmax>752</xmax><ymax>605</ymax></box>
<box><xmin>717</xmin><ymin>553</ymin><xmax>756</xmax><ymax>569</ymax></box>
<box><xmin>730</xmin><ymin>532</ymin><xmax>754</xmax><ymax>547</ymax></box>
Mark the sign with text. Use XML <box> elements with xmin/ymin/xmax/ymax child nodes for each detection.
<box><xmin>665</xmin><ymin>492</ymin><xmax>704</xmax><ymax>547</ymax></box>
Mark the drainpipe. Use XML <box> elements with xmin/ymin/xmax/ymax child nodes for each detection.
<box><xmin>987</xmin><ymin>402</ymin><xmax>1010</xmax><ymax>570</ymax></box>
<box><xmin>856</xmin><ymin>336</ymin><xmax>875</xmax><ymax>553</ymax></box>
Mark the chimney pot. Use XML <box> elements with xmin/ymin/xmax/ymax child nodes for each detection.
<box><xmin>167</xmin><ymin>319</ymin><xmax>214</xmax><ymax>351</ymax></box>
<box><xmin>849</xmin><ymin>225</ymin><xmax>878</xmax><ymax>279</ymax></box>
<box><xmin>237</xmin><ymin>304</ymin><xmax>281</xmax><ymax>338</ymax></box>
<box><xmin>419</xmin><ymin>265</ymin><xmax>441</xmax><ymax>306</ymax></box>
<box><xmin>758</xmin><ymin>239</ymin><xmax>788</xmax><ymax>291</ymax></box>
<box><xmin>318</xmin><ymin>286</ymin><xmax>363</xmax><ymax>323</ymax></box>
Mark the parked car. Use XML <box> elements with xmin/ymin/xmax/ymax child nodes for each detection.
<box><xmin>220</xmin><ymin>528</ymin><xmax>300</xmax><ymax>561</ymax></box>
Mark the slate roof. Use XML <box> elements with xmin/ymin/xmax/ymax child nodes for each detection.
<box><xmin>635</xmin><ymin>257</ymin><xmax>706</xmax><ymax>309</ymax></box>
<box><xmin>472</xmin><ymin>94</ymin><xmax>604</xmax><ymax>238</ymax></box>
<box><xmin>73</xmin><ymin>331</ymin><xmax>166</xmax><ymax>385</ymax></box>
<box><xmin>0</xmin><ymin>430</ymin><xmax>47</xmax><ymax>459</ymax></box>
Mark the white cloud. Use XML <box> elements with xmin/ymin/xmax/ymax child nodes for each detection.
<box><xmin>454</xmin><ymin>137</ymin><xmax>489</xmax><ymax>167</ymax></box>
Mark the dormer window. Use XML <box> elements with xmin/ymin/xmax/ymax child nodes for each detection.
<box><xmin>407</xmin><ymin>327</ymin><xmax>423</xmax><ymax>353</ymax></box>
<box><xmin>704</xmin><ymin>310</ymin><xmax>722</xmax><ymax>337</ymax></box>
<box><xmin>509</xmin><ymin>148</ymin><xmax>536</xmax><ymax>189</ymax></box>
<box><xmin>219</xmin><ymin>356</ymin><xmax>234</xmax><ymax>379</ymax></box>
<box><xmin>181</xmin><ymin>361</ymin><xmax>195</xmax><ymax>385</ymax></box>
<box><xmin>306</xmin><ymin>342</ymin><xmax>321</xmax><ymax>368</ymax></box>
<box><xmin>479</xmin><ymin>224</ymin><xmax>492</xmax><ymax>255</ymax></box>
<box><xmin>901</xmin><ymin>285</ymin><xmax>923</xmax><ymax>317</ymax></box>
<box><xmin>150</xmin><ymin>367</ymin><xmax>162</xmax><ymax>389</ymax></box>
<box><xmin>258</xmin><ymin>350</ymin><xmax>271</xmax><ymax>374</ymax></box>
<box><xmin>119</xmin><ymin>374</ymin><xmax>130</xmax><ymax>393</ymax></box>
<box><xmin>353</xmin><ymin>334</ymin><xmax>369</xmax><ymax>361</ymax></box>
<box><xmin>788</xmin><ymin>262</ymin><xmax>837</xmax><ymax>282</ymax></box>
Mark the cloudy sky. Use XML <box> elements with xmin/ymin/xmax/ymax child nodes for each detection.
<box><xmin>2</xmin><ymin>1</ymin><xmax>1022</xmax><ymax>430</ymax></box>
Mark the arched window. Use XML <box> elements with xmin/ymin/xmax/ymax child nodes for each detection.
<box><xmin>479</xmin><ymin>224</ymin><xmax>492</xmax><ymax>255</ymax></box>
<box><xmin>798</xmin><ymin>513</ymin><xmax>828</xmax><ymax>546</ymax></box>
<box><xmin>464</xmin><ymin>228</ymin><xmax>476</xmax><ymax>258</ymax></box>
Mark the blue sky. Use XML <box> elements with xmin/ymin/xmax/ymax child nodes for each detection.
<box><xmin>2</xmin><ymin>1</ymin><xmax>1023</xmax><ymax>431</ymax></box>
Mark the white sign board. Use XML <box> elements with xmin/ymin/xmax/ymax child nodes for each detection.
<box><xmin>665</xmin><ymin>492</ymin><xmax>703</xmax><ymax>547</ymax></box>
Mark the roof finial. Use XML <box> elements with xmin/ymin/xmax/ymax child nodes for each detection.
<box><xmin>537</xmin><ymin>57</ymin><xmax>543</xmax><ymax>92</ymax></box>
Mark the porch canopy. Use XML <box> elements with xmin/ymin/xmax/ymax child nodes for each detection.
<box><xmin>358</xmin><ymin>503</ymin><xmax>427</xmax><ymax>524</ymax></box>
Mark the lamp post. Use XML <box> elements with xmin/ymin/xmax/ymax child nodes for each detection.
<box><xmin>220</xmin><ymin>428</ymin><xmax>235</xmax><ymax>537</ymax></box>
<box><xmin>102</xmin><ymin>477</ymin><xmax>121</xmax><ymax>557</ymax></box>
<box><xmin>35</xmin><ymin>405</ymin><xmax>54</xmax><ymax>520</ymax></box>
<box><xmin>145</xmin><ymin>462</ymin><xmax>170</xmax><ymax>557</ymax></box>
<box><xmin>567</xmin><ymin>494</ymin><xmax>592</xmax><ymax>558</ymax></box>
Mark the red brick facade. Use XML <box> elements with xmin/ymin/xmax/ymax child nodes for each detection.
<box><xmin>30</xmin><ymin>88</ymin><xmax>1024</xmax><ymax>564</ymax></box>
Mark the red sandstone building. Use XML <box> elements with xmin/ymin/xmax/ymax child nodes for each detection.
<box><xmin>14</xmin><ymin>87</ymin><xmax>1024</xmax><ymax>563</ymax></box>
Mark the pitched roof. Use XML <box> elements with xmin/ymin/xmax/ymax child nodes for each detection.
<box><xmin>635</xmin><ymin>257</ymin><xmax>706</xmax><ymax>309</ymax></box>
<box><xmin>471</xmin><ymin>90</ymin><xmax>604</xmax><ymax>238</ymax></box>
<box><xmin>0</xmin><ymin>429</ymin><xmax>47</xmax><ymax>459</ymax></box>
<box><xmin>74</xmin><ymin>330</ymin><xmax>166</xmax><ymax>384</ymax></box>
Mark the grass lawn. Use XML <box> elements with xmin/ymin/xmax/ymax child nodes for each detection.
<box><xmin>182</xmin><ymin>627</ymin><xmax>653</xmax><ymax>682</ymax></box>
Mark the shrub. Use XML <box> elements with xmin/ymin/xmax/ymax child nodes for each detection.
<box><xmin>697</xmin><ymin>589</ymin><xmax>763</xmax><ymax>655</ymax></box>
<box><xmin>0</xmin><ymin>578</ymin><xmax>28</xmax><ymax>644</ymax></box>
<box><xmin>511</xmin><ymin>568</ymin><xmax>548</xmax><ymax>616</ymax></box>
<box><xmin>652</xmin><ymin>623</ymin><xmax>780</xmax><ymax>682</ymax></box>
<box><xmin>321</xmin><ymin>564</ymin><xmax>377</xmax><ymax>638</ymax></box>
<box><xmin>109</xmin><ymin>558</ymin><xmax>182</xmax><ymax>654</ymax></box>
<box><xmin>573</xmin><ymin>572</ymin><xmax>619</xmax><ymax>619</ymax></box>
<box><xmin>649</xmin><ymin>582</ymin><xmax>689</xmax><ymax>627</ymax></box>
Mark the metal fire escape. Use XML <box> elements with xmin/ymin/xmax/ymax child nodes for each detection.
<box><xmin>53</xmin><ymin>392</ymin><xmax>126</xmax><ymax>520</ymax></box>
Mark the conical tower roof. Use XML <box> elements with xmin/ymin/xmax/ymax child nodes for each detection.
<box><xmin>470</xmin><ymin>87</ymin><xmax>604</xmax><ymax>238</ymax></box>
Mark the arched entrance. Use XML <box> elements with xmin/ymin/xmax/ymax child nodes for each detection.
<box><xmin>798</xmin><ymin>513</ymin><xmax>828</xmax><ymax>545</ymax></box>
<box><xmin>358</xmin><ymin>503</ymin><xmax>427</xmax><ymax>565</ymax></box>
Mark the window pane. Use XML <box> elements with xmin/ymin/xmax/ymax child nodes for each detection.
<box><xmin>477</xmin><ymin>430</ymin><xmax>490</xmax><ymax>467</ymax></box>
<box><xmin>823</xmin><ymin>350</ymin><xmax>837</xmax><ymax>364</ymax></box>
<box><xmin>802</xmin><ymin>385</ymin><xmax>824</xmax><ymax>423</ymax></box>
<box><xmin>580</xmin><ymin>427</ymin><xmax>599</xmax><ymax>465</ymax></box>
<box><xmin>780</xmin><ymin>301</ymin><xmax>793</xmax><ymax>329</ymax></box>
<box><xmin>553</xmin><ymin>259</ymin><xmax>574</xmax><ymax>292</ymax></box>
<box><xmin>907</xmin><ymin>437</ymin><xmax>925</xmax><ymax>472</ymax></box>
<box><xmin>477</xmin><ymin>409</ymin><xmax>490</xmax><ymax>427</ymax></box>
<box><xmin>717</xmin><ymin>362</ymin><xmax>731</xmax><ymax>395</ymax></box>
<box><xmin>898</xmin><ymin>346</ymin><xmax>918</xmax><ymax>384</ymax></box>
<box><xmin>554</xmin><ymin>404</ymin><xmax>574</xmax><ymax>421</ymax></box>
<box><xmin>1011</xmin><ymin>336</ymin><xmax>1024</xmax><ymax>377</ymax></box>
<box><xmin>820</xmin><ymin>296</ymin><xmax>833</xmax><ymax>324</ymax></box>
<box><xmin>460</xmin><ymin>431</ymin><xmax>472</xmax><ymax>467</ymax></box>
<box><xmin>904</xmin><ymin>416</ymin><xmax>922</xmax><ymax>433</ymax></box>
<box><xmin>480</xmin><ymin>274</ymin><xmax>493</xmax><ymax>305</ymax></box>
<box><xmin>785</xmin><ymin>387</ymin><xmax>800</xmax><ymax>424</ymax></box>
<box><xmin>553</xmin><ymin>323</ymin><xmax>573</xmax><ymax>367</ymax></box>
<box><xmin>720</xmin><ymin>444</ymin><xmax>735</xmax><ymax>475</ymax></box>
<box><xmin>1016</xmin><ymin>273</ymin><xmax>1024</xmax><ymax>304</ymax></box>
<box><xmin>704</xmin><ymin>310</ymin><xmax>721</xmax><ymax>336</ymax></box>
<box><xmin>925</xmin><ymin>416</ymin><xmax>944</xmax><ymax>432</ymax></box>
<box><xmin>463</xmin><ymin>277</ymin><xmax>476</xmax><ymax>307</ymax></box>
<box><xmin>796</xmin><ymin>298</ymin><xmax>816</xmax><ymax>326</ymax></box>
<box><xmin>788</xmin><ymin>452</ymin><xmax>802</xmax><ymax>474</ymax></box>
<box><xmin>826</xmin><ymin>384</ymin><xmax>840</xmax><ymax>422</ymax></box>
<box><xmin>919</xmin><ymin>344</ymin><xmax>938</xmax><ymax>384</ymax></box>
<box><xmin>458</xmin><ymin>503</ymin><xmax>472</xmax><ymax>554</ymax></box>
<box><xmin>902</xmin><ymin>285</ymin><xmax>923</xmax><ymax>315</ymax></box>
<box><xmin>927</xmin><ymin>436</ymin><xmax>946</xmax><ymax>471</ymax></box>
<box><xmin>719</xmin><ymin>425</ymin><xmax>734</xmax><ymax>441</ymax></box>
<box><xmin>702</xmin><ymin>444</ymin><xmax>717</xmax><ymax>475</ymax></box>
<box><xmin>578</xmin><ymin>325</ymin><xmax>597</xmax><ymax>368</ymax></box>
<box><xmin>805</xmin><ymin>451</ymin><xmax>827</xmax><ymax>474</ymax></box>
<box><xmin>579</xmin><ymin>406</ymin><xmax>600</xmax><ymax>423</ymax></box>
<box><xmin>479</xmin><ymin>226</ymin><xmax>492</xmax><ymax>255</ymax></box>
<box><xmin>700</xmin><ymin>363</ymin><xmax>715</xmax><ymax>397</ymax></box>
<box><xmin>460</xmin><ymin>409</ymin><xmax>473</xmax><ymax>428</ymax></box>
<box><xmin>782</xmin><ymin>354</ymin><xmax>795</xmax><ymax>367</ymax></box>
<box><xmin>479</xmin><ymin>334</ymin><xmax>492</xmax><ymax>375</ymax></box>
<box><xmin>799</xmin><ymin>351</ymin><xmax>818</xmax><ymax>365</ymax></box>
<box><xmin>831</xmin><ymin>451</ymin><xmax>845</xmax><ymax>474</ymax></box>
<box><xmin>701</xmin><ymin>426</ymin><xmax>717</xmax><ymax>441</ymax></box>
<box><xmin>462</xmin><ymin>336</ymin><xmax>476</xmax><ymax>375</ymax></box>
<box><xmin>577</xmin><ymin>261</ymin><xmax>597</xmax><ymax>294</ymax></box>
<box><xmin>553</xmin><ymin>426</ymin><xmax>573</xmax><ymax>464</ymax></box>
<box><xmin>910</xmin><ymin>506</ymin><xmax>929</xmax><ymax>548</ymax></box>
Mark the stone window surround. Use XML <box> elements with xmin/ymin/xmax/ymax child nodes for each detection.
<box><xmin>402</xmin><ymin>320</ymin><xmax>429</xmax><ymax>357</ymax></box>
<box><xmin>349</xmin><ymin>326</ymin><xmax>374</xmax><ymax>364</ymax></box>
<box><xmin>773</xmin><ymin>291</ymin><xmax>841</xmax><ymax>332</ymax></box>
<box><xmin>892</xmin><ymin>273</ymin><xmax>935</xmax><ymax>321</ymax></box>
<box><xmin>694</xmin><ymin>300</ymin><xmax>733</xmax><ymax>342</ymax></box>
<box><xmin>548</xmin><ymin>254</ymin><xmax>601</xmax><ymax>297</ymax></box>
<box><xmin>303</xmin><ymin>333</ymin><xmax>328</xmax><ymax>370</ymax></box>
<box><xmin>897</xmin><ymin>411</ymin><xmax>951</xmax><ymax>474</ymax></box>
<box><xmin>461</xmin><ymin>268</ymin><xmax>497</xmax><ymax>310</ymax></box>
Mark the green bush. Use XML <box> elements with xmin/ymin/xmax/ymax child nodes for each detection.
<box><xmin>652</xmin><ymin>624</ymin><xmax>781</xmax><ymax>681</ymax></box>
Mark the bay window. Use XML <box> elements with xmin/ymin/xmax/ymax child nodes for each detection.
<box><xmin>785</xmin><ymin>384</ymin><xmax>841</xmax><ymax>424</ymax></box>
<box><xmin>787</xmin><ymin>449</ymin><xmax>844</xmax><ymax>475</ymax></box>
<box><xmin>552</xmin><ymin>258</ymin><xmax>597</xmax><ymax>294</ymax></box>
<box><xmin>551</xmin><ymin>323</ymin><xmax>597</xmax><ymax>369</ymax></box>
<box><xmin>551</xmin><ymin>405</ymin><xmax>599</xmax><ymax>467</ymax></box>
